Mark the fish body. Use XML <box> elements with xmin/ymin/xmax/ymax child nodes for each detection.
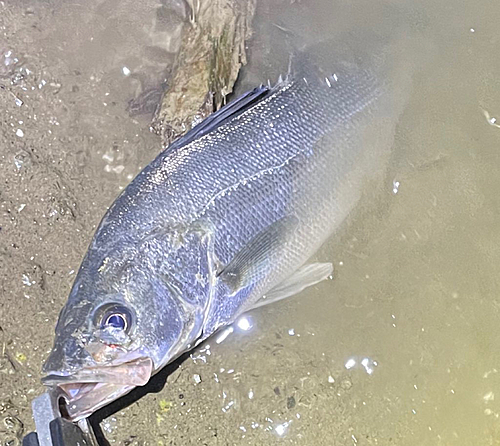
<box><xmin>42</xmin><ymin>42</ymin><xmax>412</xmax><ymax>420</ymax></box>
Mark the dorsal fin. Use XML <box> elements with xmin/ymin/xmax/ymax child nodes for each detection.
<box><xmin>165</xmin><ymin>86</ymin><xmax>272</xmax><ymax>151</ymax></box>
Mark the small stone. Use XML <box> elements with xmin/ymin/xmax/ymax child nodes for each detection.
<box><xmin>340</xmin><ymin>378</ymin><xmax>352</xmax><ymax>391</ymax></box>
<box><xmin>345</xmin><ymin>358</ymin><xmax>356</xmax><ymax>369</ymax></box>
<box><xmin>15</xmin><ymin>352</ymin><xmax>26</xmax><ymax>363</ymax></box>
<box><xmin>2</xmin><ymin>415</ymin><xmax>24</xmax><ymax>435</ymax></box>
<box><xmin>158</xmin><ymin>399</ymin><xmax>173</xmax><ymax>413</ymax></box>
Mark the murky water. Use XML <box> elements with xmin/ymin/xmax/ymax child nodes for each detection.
<box><xmin>1</xmin><ymin>0</ymin><xmax>500</xmax><ymax>445</ymax></box>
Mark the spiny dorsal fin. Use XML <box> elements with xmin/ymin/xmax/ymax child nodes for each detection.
<box><xmin>165</xmin><ymin>85</ymin><xmax>272</xmax><ymax>152</ymax></box>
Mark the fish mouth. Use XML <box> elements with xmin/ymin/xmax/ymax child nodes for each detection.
<box><xmin>42</xmin><ymin>356</ymin><xmax>153</xmax><ymax>421</ymax></box>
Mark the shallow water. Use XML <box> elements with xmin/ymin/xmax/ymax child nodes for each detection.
<box><xmin>1</xmin><ymin>0</ymin><xmax>500</xmax><ymax>445</ymax></box>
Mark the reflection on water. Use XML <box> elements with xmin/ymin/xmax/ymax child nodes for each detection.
<box><xmin>1</xmin><ymin>0</ymin><xmax>500</xmax><ymax>444</ymax></box>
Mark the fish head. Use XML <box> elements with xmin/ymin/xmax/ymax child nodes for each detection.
<box><xmin>41</xmin><ymin>258</ymin><xmax>205</xmax><ymax>421</ymax></box>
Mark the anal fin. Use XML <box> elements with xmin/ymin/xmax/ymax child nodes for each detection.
<box><xmin>250</xmin><ymin>262</ymin><xmax>333</xmax><ymax>310</ymax></box>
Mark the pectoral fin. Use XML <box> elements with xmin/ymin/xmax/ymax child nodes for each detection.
<box><xmin>250</xmin><ymin>262</ymin><xmax>333</xmax><ymax>310</ymax></box>
<box><xmin>217</xmin><ymin>216</ymin><xmax>299</xmax><ymax>294</ymax></box>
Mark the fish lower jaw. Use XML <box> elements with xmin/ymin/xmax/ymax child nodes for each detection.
<box><xmin>41</xmin><ymin>356</ymin><xmax>153</xmax><ymax>420</ymax></box>
<box><xmin>57</xmin><ymin>382</ymin><xmax>134</xmax><ymax>421</ymax></box>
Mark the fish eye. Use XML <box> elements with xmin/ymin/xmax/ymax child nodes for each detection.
<box><xmin>103</xmin><ymin>313</ymin><xmax>128</xmax><ymax>331</ymax></box>
<box><xmin>94</xmin><ymin>303</ymin><xmax>134</xmax><ymax>334</ymax></box>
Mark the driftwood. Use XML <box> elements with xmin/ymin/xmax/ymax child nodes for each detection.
<box><xmin>151</xmin><ymin>0</ymin><xmax>256</xmax><ymax>147</ymax></box>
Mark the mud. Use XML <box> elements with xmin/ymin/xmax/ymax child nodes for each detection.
<box><xmin>1</xmin><ymin>0</ymin><xmax>500</xmax><ymax>445</ymax></box>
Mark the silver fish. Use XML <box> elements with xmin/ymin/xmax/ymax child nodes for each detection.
<box><xmin>42</xmin><ymin>37</ymin><xmax>416</xmax><ymax>420</ymax></box>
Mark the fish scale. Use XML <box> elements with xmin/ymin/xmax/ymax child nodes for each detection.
<box><xmin>195</xmin><ymin>74</ymin><xmax>385</xmax><ymax>333</ymax></box>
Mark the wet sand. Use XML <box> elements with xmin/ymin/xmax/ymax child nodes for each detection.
<box><xmin>1</xmin><ymin>0</ymin><xmax>500</xmax><ymax>445</ymax></box>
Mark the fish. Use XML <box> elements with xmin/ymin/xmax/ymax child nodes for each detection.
<box><xmin>41</xmin><ymin>35</ymin><xmax>417</xmax><ymax>421</ymax></box>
